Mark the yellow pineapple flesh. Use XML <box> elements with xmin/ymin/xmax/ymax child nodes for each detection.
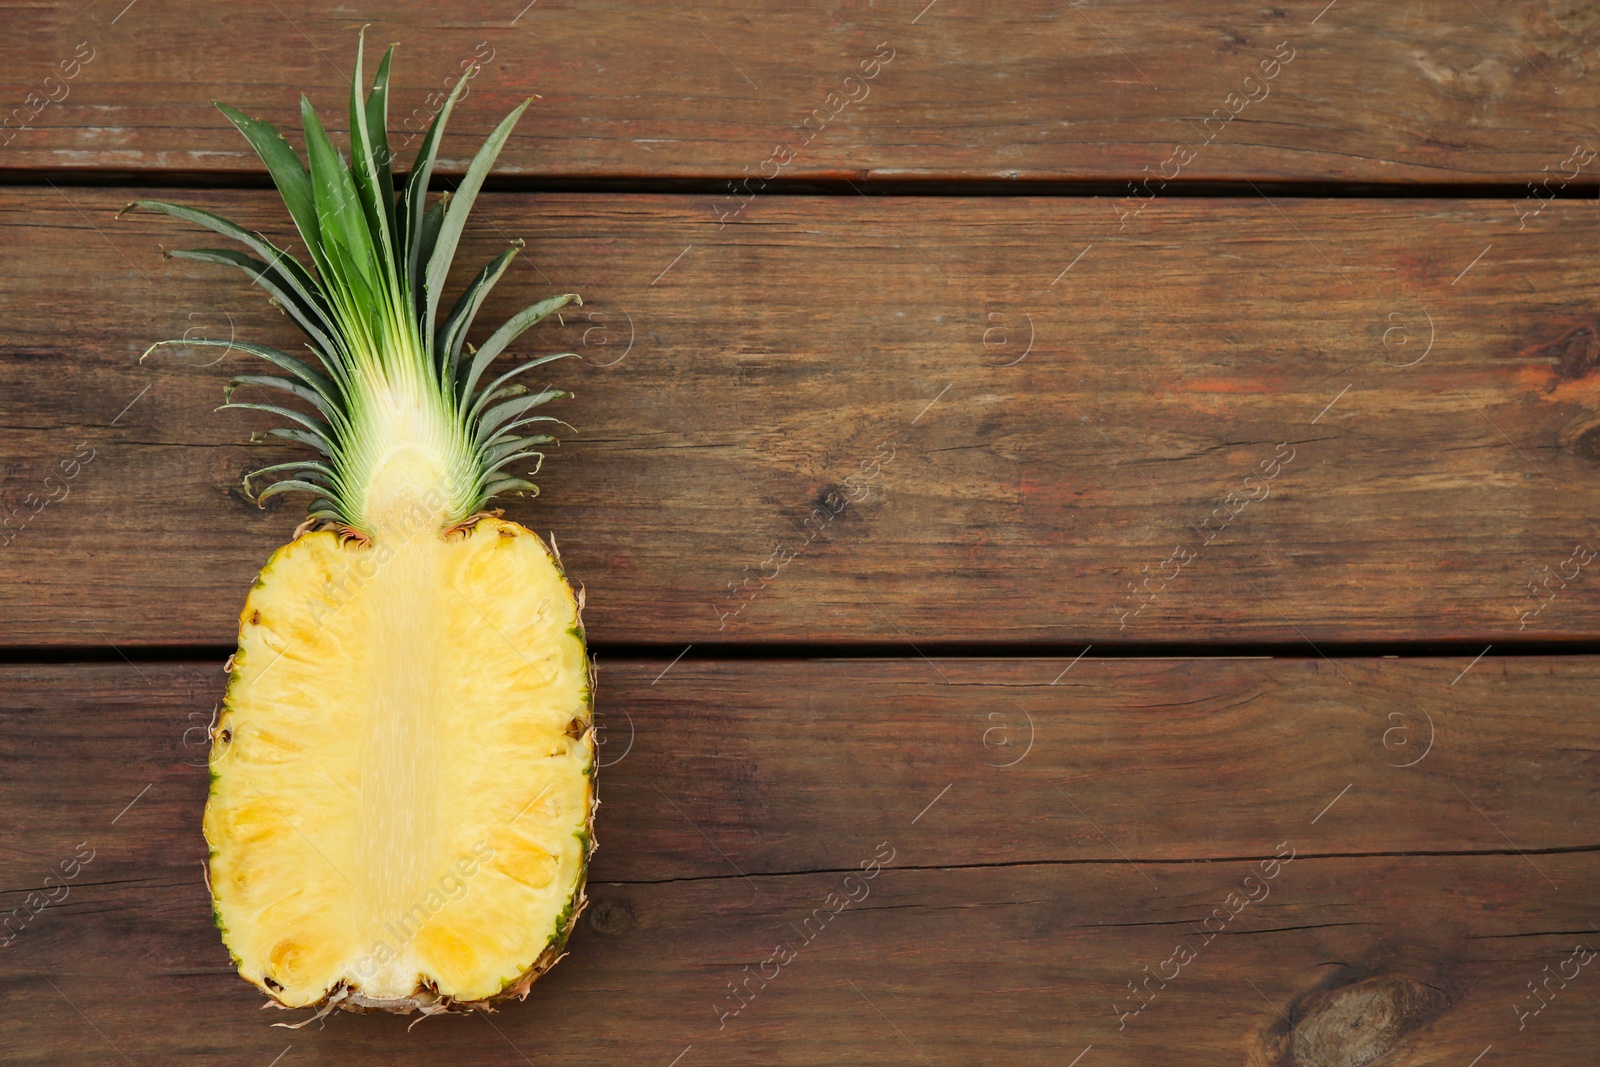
<box><xmin>206</xmin><ymin>519</ymin><xmax>593</xmax><ymax>1009</ymax></box>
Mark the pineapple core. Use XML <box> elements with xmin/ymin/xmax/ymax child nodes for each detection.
<box><xmin>204</xmin><ymin>518</ymin><xmax>592</xmax><ymax>1006</ymax></box>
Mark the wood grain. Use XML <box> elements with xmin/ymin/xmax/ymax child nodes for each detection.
<box><xmin>7</xmin><ymin>6</ymin><xmax>1597</xmax><ymax>1065</ymax></box>
<box><xmin>4</xmin><ymin>190</ymin><xmax>1600</xmax><ymax>646</ymax></box>
<box><xmin>3</xmin><ymin>656</ymin><xmax>1593</xmax><ymax>879</ymax></box>
<box><xmin>1</xmin><ymin>659</ymin><xmax>1594</xmax><ymax>1064</ymax></box>
<box><xmin>1</xmin><ymin>1</ymin><xmax>1597</xmax><ymax>185</ymax></box>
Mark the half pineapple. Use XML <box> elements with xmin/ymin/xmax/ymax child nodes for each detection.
<box><xmin>128</xmin><ymin>36</ymin><xmax>595</xmax><ymax>1016</ymax></box>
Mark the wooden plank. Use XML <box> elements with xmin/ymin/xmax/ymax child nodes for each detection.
<box><xmin>5</xmin><ymin>190</ymin><xmax>1600</xmax><ymax>646</ymax></box>
<box><xmin>2</xmin><ymin>659</ymin><xmax>1595</xmax><ymax>1063</ymax></box>
<box><xmin>1</xmin><ymin>1</ymin><xmax>1596</xmax><ymax>185</ymax></box>
<box><xmin>3</xmin><ymin>656</ymin><xmax>1593</xmax><ymax>877</ymax></box>
<box><xmin>6</xmin><ymin>857</ymin><xmax>1596</xmax><ymax>1066</ymax></box>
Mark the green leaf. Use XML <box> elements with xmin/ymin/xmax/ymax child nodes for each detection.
<box><xmin>478</xmin><ymin>475</ymin><xmax>538</xmax><ymax>498</ymax></box>
<box><xmin>225</xmin><ymin>374</ymin><xmax>343</xmax><ymax>424</ymax></box>
<box><xmin>250</xmin><ymin>425</ymin><xmax>338</xmax><ymax>457</ymax></box>
<box><xmin>347</xmin><ymin>30</ymin><xmax>397</xmax><ymax>288</ymax></box>
<box><xmin>478</xmin><ymin>389</ymin><xmax>564</xmax><ymax>438</ymax></box>
<box><xmin>437</xmin><ymin>247</ymin><xmax>518</xmax><ymax>384</ymax></box>
<box><xmin>300</xmin><ymin>94</ymin><xmax>380</xmax><ymax>307</ymax></box>
<box><xmin>220</xmin><ymin>401</ymin><xmax>332</xmax><ymax>439</ymax></box>
<box><xmin>364</xmin><ymin>43</ymin><xmax>399</xmax><ymax>240</ymax></box>
<box><xmin>254</xmin><ymin>478</ymin><xmax>336</xmax><ymax>503</ymax></box>
<box><xmin>483</xmin><ymin>434</ymin><xmax>555</xmax><ymax>465</ymax></box>
<box><xmin>128</xmin><ymin>201</ymin><xmax>329</xmax><ymax>329</ymax></box>
<box><xmin>483</xmin><ymin>448</ymin><xmax>547</xmax><ymax>476</ymax></box>
<box><xmin>402</xmin><ymin>71</ymin><xmax>472</xmax><ymax>294</ymax></box>
<box><xmin>166</xmin><ymin>248</ymin><xmax>344</xmax><ymax>370</ymax></box>
<box><xmin>487</xmin><ymin>413</ymin><xmax>570</xmax><ymax>442</ymax></box>
<box><xmin>304</xmin><ymin>498</ymin><xmax>345</xmax><ymax>522</ymax></box>
<box><xmin>244</xmin><ymin>458</ymin><xmax>340</xmax><ymax>485</ymax></box>
<box><xmin>468</xmin><ymin>369</ymin><xmax>569</xmax><ymax>425</ymax></box>
<box><xmin>459</xmin><ymin>294</ymin><xmax>579</xmax><ymax>400</ymax></box>
<box><xmin>424</xmin><ymin>97</ymin><xmax>532</xmax><ymax>344</ymax></box>
<box><xmin>212</xmin><ymin>104</ymin><xmax>322</xmax><ymax>264</ymax></box>
<box><xmin>411</xmin><ymin>193</ymin><xmax>449</xmax><ymax>318</ymax></box>
<box><xmin>245</xmin><ymin>466</ymin><xmax>333</xmax><ymax>495</ymax></box>
<box><xmin>142</xmin><ymin>337</ymin><xmax>341</xmax><ymax>397</ymax></box>
<box><xmin>477</xmin><ymin>382</ymin><xmax>529</xmax><ymax>405</ymax></box>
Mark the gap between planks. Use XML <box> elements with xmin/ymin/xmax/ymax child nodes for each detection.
<box><xmin>0</xmin><ymin>640</ymin><xmax>1598</xmax><ymax>665</ymax></box>
<box><xmin>3</xmin><ymin>172</ymin><xmax>1599</xmax><ymax>202</ymax></box>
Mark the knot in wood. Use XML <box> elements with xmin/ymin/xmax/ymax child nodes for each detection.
<box><xmin>587</xmin><ymin>897</ymin><xmax>637</xmax><ymax>937</ymax></box>
<box><xmin>1546</xmin><ymin>324</ymin><xmax>1599</xmax><ymax>379</ymax></box>
<box><xmin>1284</xmin><ymin>975</ymin><xmax>1447</xmax><ymax>1067</ymax></box>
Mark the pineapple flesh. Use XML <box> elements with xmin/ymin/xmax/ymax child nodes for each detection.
<box><xmin>130</xmin><ymin>34</ymin><xmax>595</xmax><ymax>1014</ymax></box>
<box><xmin>210</xmin><ymin>519</ymin><xmax>591</xmax><ymax>1008</ymax></box>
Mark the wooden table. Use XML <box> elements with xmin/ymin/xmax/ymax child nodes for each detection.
<box><xmin>3</xmin><ymin>3</ymin><xmax>1597</xmax><ymax>1064</ymax></box>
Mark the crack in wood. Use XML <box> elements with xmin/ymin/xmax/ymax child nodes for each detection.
<box><xmin>599</xmin><ymin>844</ymin><xmax>1600</xmax><ymax>886</ymax></box>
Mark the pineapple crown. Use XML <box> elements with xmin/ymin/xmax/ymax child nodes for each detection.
<box><xmin>126</xmin><ymin>31</ymin><xmax>578</xmax><ymax>538</ymax></box>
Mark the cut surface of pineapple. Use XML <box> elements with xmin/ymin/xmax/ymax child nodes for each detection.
<box><xmin>205</xmin><ymin>517</ymin><xmax>593</xmax><ymax>1008</ymax></box>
